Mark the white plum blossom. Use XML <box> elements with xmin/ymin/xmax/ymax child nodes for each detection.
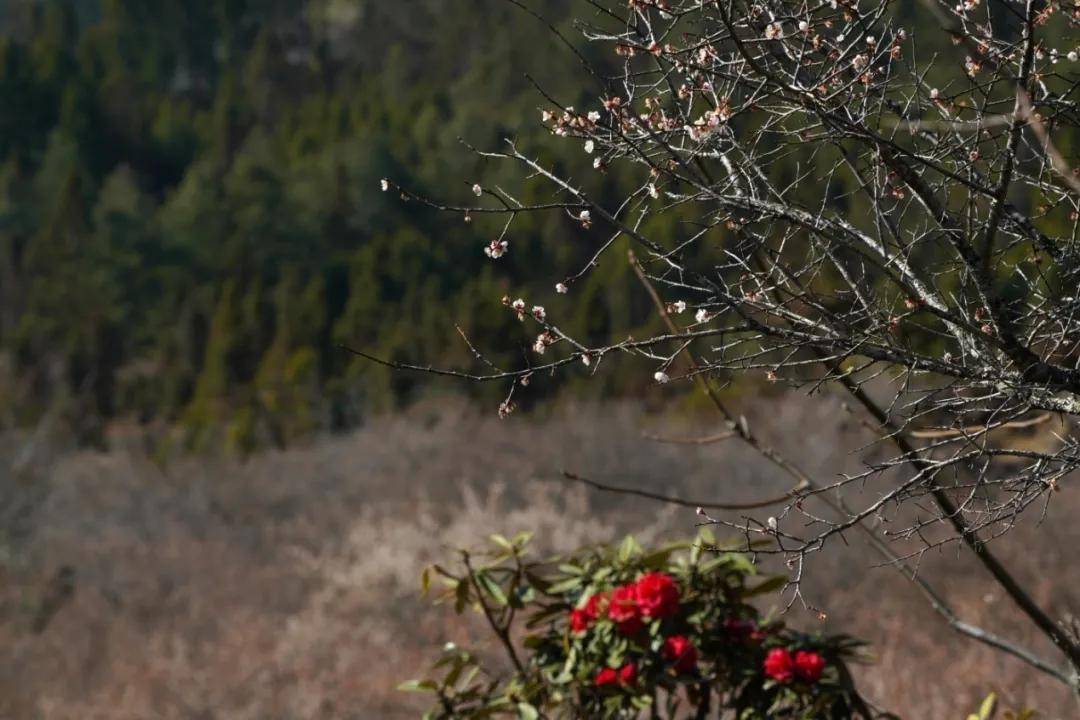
<box><xmin>472</xmin><ymin>183</ymin><xmax>483</xmax><ymax>197</ymax></box>
<box><xmin>764</xmin><ymin>22</ymin><xmax>783</xmax><ymax>40</ymax></box>
<box><xmin>484</xmin><ymin>239</ymin><xmax>508</xmax><ymax>259</ymax></box>
<box><xmin>531</xmin><ymin>305</ymin><xmax>546</xmax><ymax>321</ymax></box>
<box><xmin>695</xmin><ymin>308</ymin><xmax>711</xmax><ymax>323</ymax></box>
<box><xmin>584</xmin><ymin>139</ymin><xmax>595</xmax><ymax>154</ymax></box>
<box><xmin>578</xmin><ymin>210</ymin><xmax>592</xmax><ymax>228</ymax></box>
<box><xmin>380</xmin><ymin>179</ymin><xmax>390</xmax><ymax>192</ymax></box>
<box><xmin>555</xmin><ymin>282</ymin><xmax>568</xmax><ymax>294</ymax></box>
<box><xmin>511</xmin><ymin>298</ymin><xmax>526</xmax><ymax>320</ymax></box>
<box><xmin>533</xmin><ymin>331</ymin><xmax>556</xmax><ymax>354</ymax></box>
<box><xmin>671</xmin><ymin>300</ymin><xmax>687</xmax><ymax>314</ymax></box>
<box><xmin>1070</xmin><ymin>51</ymin><xmax>1079</xmax><ymax>62</ymax></box>
<box><xmin>836</xmin><ymin>33</ymin><xmax>845</xmax><ymax>43</ymax></box>
<box><xmin>593</xmin><ymin>157</ymin><xmax>604</xmax><ymax>170</ymax></box>
<box><xmin>581</xmin><ymin>353</ymin><xmax>591</xmax><ymax>366</ymax></box>
<box><xmin>929</xmin><ymin>87</ymin><xmax>940</xmax><ymax>100</ymax></box>
<box><xmin>654</xmin><ymin>371</ymin><xmax>670</xmax><ymax>384</ymax></box>
<box><xmin>648</xmin><ymin>184</ymin><xmax>660</xmax><ymax>199</ymax></box>
<box><xmin>541</xmin><ymin>109</ymin><xmax>553</xmax><ymax>122</ymax></box>
<box><xmin>798</xmin><ymin>20</ymin><xmax>809</xmax><ymax>32</ymax></box>
<box><xmin>587</xmin><ymin>110</ymin><xmax>601</xmax><ymax>122</ymax></box>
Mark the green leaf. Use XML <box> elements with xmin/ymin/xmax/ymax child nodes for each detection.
<box><xmin>444</xmin><ymin>656</ymin><xmax>467</xmax><ymax>688</ymax></box>
<box><xmin>475</xmin><ymin>571</ymin><xmax>508</xmax><ymax>606</ymax></box>
<box><xmin>397</xmin><ymin>679</ymin><xmax>438</xmax><ymax>693</ymax></box>
<box><xmin>491</xmin><ymin>533</ymin><xmax>514</xmax><ymax>550</ymax></box>
<box><xmin>517</xmin><ymin>702</ymin><xmax>540</xmax><ymax>720</ymax></box>
<box><xmin>640</xmin><ymin>547</ymin><xmax>675</xmax><ymax>569</ymax></box>
<box><xmin>617</xmin><ymin>535</ymin><xmax>641</xmax><ymax>562</ymax></box>
<box><xmin>454</xmin><ymin>579</ymin><xmax>470</xmax><ymax>613</ymax></box>
<box><xmin>546</xmin><ymin>577</ymin><xmax>584</xmax><ymax>595</ymax></box>
<box><xmin>525</xmin><ymin>604</ymin><xmax>566</xmax><ymax>629</ymax></box>
<box><xmin>968</xmin><ymin>693</ymin><xmax>996</xmax><ymax>720</ymax></box>
<box><xmin>524</xmin><ymin>570</ymin><xmax>553</xmax><ymax>594</ymax></box>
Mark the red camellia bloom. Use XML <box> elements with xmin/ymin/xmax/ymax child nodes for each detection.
<box><xmin>633</xmin><ymin>572</ymin><xmax>680</xmax><ymax>619</ymax></box>
<box><xmin>569</xmin><ymin>592</ymin><xmax>607</xmax><ymax>634</ymax></box>
<box><xmin>763</xmin><ymin>647</ymin><xmax>795</xmax><ymax>682</ymax></box>
<box><xmin>794</xmin><ymin>650</ymin><xmax>826</xmax><ymax>683</ymax></box>
<box><xmin>584</xmin><ymin>591</ymin><xmax>607</xmax><ymax>620</ymax></box>
<box><xmin>569</xmin><ymin>607</ymin><xmax>591</xmax><ymax>633</ymax></box>
<box><xmin>595</xmin><ymin>667</ymin><xmax>619</xmax><ymax>687</ymax></box>
<box><xmin>617</xmin><ymin>662</ymin><xmax>637</xmax><ymax>686</ymax></box>
<box><xmin>608</xmin><ymin>584</ymin><xmax>643</xmax><ymax>635</ymax></box>
<box><xmin>661</xmin><ymin>635</ymin><xmax>698</xmax><ymax>673</ymax></box>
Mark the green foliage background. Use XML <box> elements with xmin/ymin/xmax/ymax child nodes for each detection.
<box><xmin>0</xmin><ymin>0</ymin><xmax>1071</xmax><ymax>451</ymax></box>
<box><xmin>0</xmin><ymin>0</ymin><xmax>652</xmax><ymax>450</ymax></box>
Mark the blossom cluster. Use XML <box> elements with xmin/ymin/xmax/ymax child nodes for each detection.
<box><xmin>408</xmin><ymin>533</ymin><xmax>871</xmax><ymax>718</ymax></box>
<box><xmin>569</xmin><ymin>572</ymin><xmax>698</xmax><ymax>688</ymax></box>
<box><xmin>763</xmin><ymin>647</ymin><xmax>827</xmax><ymax>684</ymax></box>
<box><xmin>567</xmin><ymin>571</ymin><xmax>827</xmax><ymax>694</ymax></box>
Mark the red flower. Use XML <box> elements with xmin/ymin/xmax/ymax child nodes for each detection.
<box><xmin>662</xmin><ymin>635</ymin><xmax>699</xmax><ymax>673</ymax></box>
<box><xmin>584</xmin><ymin>592</ymin><xmax>607</xmax><ymax>620</ymax></box>
<box><xmin>569</xmin><ymin>608</ymin><xmax>591</xmax><ymax>633</ymax></box>
<box><xmin>633</xmin><ymin>572</ymin><xmax>680</xmax><ymax>619</ymax></box>
<box><xmin>794</xmin><ymin>650</ymin><xmax>826</xmax><ymax>683</ymax></box>
<box><xmin>595</xmin><ymin>667</ymin><xmax>619</xmax><ymax>687</ymax></box>
<box><xmin>618</xmin><ymin>662</ymin><xmax>637</xmax><ymax>686</ymax></box>
<box><xmin>569</xmin><ymin>592</ymin><xmax>607</xmax><ymax>634</ymax></box>
<box><xmin>608</xmin><ymin>584</ymin><xmax>643</xmax><ymax>635</ymax></box>
<box><xmin>763</xmin><ymin>648</ymin><xmax>795</xmax><ymax>682</ymax></box>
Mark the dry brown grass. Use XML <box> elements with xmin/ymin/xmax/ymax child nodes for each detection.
<box><xmin>1</xmin><ymin>394</ymin><xmax>1077</xmax><ymax>718</ymax></box>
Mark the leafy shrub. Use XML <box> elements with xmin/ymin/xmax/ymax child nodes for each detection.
<box><xmin>403</xmin><ymin>531</ymin><xmax>879</xmax><ymax>718</ymax></box>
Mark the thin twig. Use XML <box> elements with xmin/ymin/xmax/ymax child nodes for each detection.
<box><xmin>557</xmin><ymin>470</ymin><xmax>798</xmax><ymax>511</ymax></box>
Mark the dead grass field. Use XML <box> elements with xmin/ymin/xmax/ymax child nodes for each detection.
<box><xmin>1</xmin><ymin>394</ymin><xmax>1077</xmax><ymax>718</ymax></box>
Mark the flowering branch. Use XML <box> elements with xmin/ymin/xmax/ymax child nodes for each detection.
<box><xmin>370</xmin><ymin>0</ymin><xmax>1080</xmax><ymax>697</ymax></box>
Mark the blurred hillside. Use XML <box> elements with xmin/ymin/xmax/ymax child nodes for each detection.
<box><xmin>0</xmin><ymin>0</ymin><xmax>1071</xmax><ymax>453</ymax></box>
<box><xmin>0</xmin><ymin>0</ymin><xmax>656</xmax><ymax>452</ymax></box>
